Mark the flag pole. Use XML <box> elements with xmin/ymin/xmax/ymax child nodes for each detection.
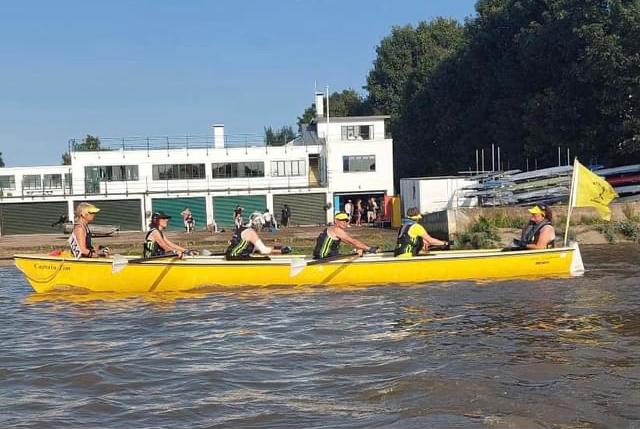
<box><xmin>563</xmin><ymin>158</ymin><xmax>578</xmax><ymax>246</ymax></box>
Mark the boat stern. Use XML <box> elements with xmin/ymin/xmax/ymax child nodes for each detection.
<box><xmin>569</xmin><ymin>241</ymin><xmax>585</xmax><ymax>276</ymax></box>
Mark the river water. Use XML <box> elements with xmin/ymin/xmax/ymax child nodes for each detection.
<box><xmin>1</xmin><ymin>244</ymin><xmax>639</xmax><ymax>429</ymax></box>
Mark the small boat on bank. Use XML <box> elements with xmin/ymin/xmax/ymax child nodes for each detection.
<box><xmin>14</xmin><ymin>243</ymin><xmax>584</xmax><ymax>294</ymax></box>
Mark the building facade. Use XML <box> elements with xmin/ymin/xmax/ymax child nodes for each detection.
<box><xmin>0</xmin><ymin>94</ymin><xmax>394</xmax><ymax>235</ymax></box>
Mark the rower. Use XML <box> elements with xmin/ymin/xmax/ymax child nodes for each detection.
<box><xmin>143</xmin><ymin>211</ymin><xmax>195</xmax><ymax>258</ymax></box>
<box><xmin>69</xmin><ymin>203</ymin><xmax>110</xmax><ymax>258</ymax></box>
<box><xmin>225</xmin><ymin>219</ymin><xmax>291</xmax><ymax>259</ymax></box>
<box><xmin>394</xmin><ymin>207</ymin><xmax>448</xmax><ymax>257</ymax></box>
<box><xmin>517</xmin><ymin>204</ymin><xmax>556</xmax><ymax>249</ymax></box>
<box><xmin>312</xmin><ymin>212</ymin><xmax>378</xmax><ymax>260</ymax></box>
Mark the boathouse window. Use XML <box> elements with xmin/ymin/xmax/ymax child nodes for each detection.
<box><xmin>211</xmin><ymin>162</ymin><xmax>264</xmax><ymax>179</ymax></box>
<box><xmin>152</xmin><ymin>164</ymin><xmax>206</xmax><ymax>180</ymax></box>
<box><xmin>85</xmin><ymin>165</ymin><xmax>139</xmax><ymax>182</ymax></box>
<box><xmin>22</xmin><ymin>174</ymin><xmax>42</xmax><ymax>189</ymax></box>
<box><xmin>43</xmin><ymin>174</ymin><xmax>63</xmax><ymax>189</ymax></box>
<box><xmin>0</xmin><ymin>175</ymin><xmax>16</xmax><ymax>190</ymax></box>
<box><xmin>343</xmin><ymin>155</ymin><xmax>376</xmax><ymax>173</ymax></box>
<box><xmin>271</xmin><ymin>160</ymin><xmax>305</xmax><ymax>177</ymax></box>
<box><xmin>64</xmin><ymin>173</ymin><xmax>72</xmax><ymax>193</ymax></box>
<box><xmin>341</xmin><ymin>125</ymin><xmax>373</xmax><ymax>141</ymax></box>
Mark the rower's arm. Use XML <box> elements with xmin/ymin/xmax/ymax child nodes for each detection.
<box><xmin>334</xmin><ymin>228</ymin><xmax>370</xmax><ymax>252</ymax></box>
<box><xmin>153</xmin><ymin>231</ymin><xmax>186</xmax><ymax>254</ymax></box>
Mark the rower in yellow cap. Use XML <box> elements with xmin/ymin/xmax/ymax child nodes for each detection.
<box><xmin>69</xmin><ymin>202</ymin><xmax>110</xmax><ymax>258</ymax></box>
<box><xmin>312</xmin><ymin>211</ymin><xmax>379</xmax><ymax>259</ymax></box>
<box><xmin>518</xmin><ymin>204</ymin><xmax>556</xmax><ymax>249</ymax></box>
<box><xmin>394</xmin><ymin>207</ymin><xmax>448</xmax><ymax>257</ymax></box>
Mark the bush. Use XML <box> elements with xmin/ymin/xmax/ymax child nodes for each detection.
<box><xmin>455</xmin><ymin>216</ymin><xmax>502</xmax><ymax>249</ymax></box>
<box><xmin>596</xmin><ymin>218</ymin><xmax>640</xmax><ymax>243</ymax></box>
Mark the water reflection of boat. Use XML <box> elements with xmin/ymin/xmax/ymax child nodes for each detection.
<box><xmin>14</xmin><ymin>244</ymin><xmax>584</xmax><ymax>294</ymax></box>
<box><xmin>62</xmin><ymin>223</ymin><xmax>120</xmax><ymax>237</ymax></box>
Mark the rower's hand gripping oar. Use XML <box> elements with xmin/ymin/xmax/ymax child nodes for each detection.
<box><xmin>112</xmin><ymin>253</ymin><xmax>179</xmax><ymax>274</ymax></box>
<box><xmin>289</xmin><ymin>253</ymin><xmax>361</xmax><ymax>278</ymax></box>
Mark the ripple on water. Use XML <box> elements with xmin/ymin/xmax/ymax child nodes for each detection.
<box><xmin>1</xmin><ymin>244</ymin><xmax>639</xmax><ymax>428</ymax></box>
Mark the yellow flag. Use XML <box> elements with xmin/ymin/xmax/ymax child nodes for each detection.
<box><xmin>572</xmin><ymin>160</ymin><xmax>619</xmax><ymax>221</ymax></box>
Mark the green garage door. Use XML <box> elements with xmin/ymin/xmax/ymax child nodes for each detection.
<box><xmin>273</xmin><ymin>193</ymin><xmax>327</xmax><ymax>226</ymax></box>
<box><xmin>0</xmin><ymin>201</ymin><xmax>69</xmax><ymax>235</ymax></box>
<box><xmin>213</xmin><ymin>195</ymin><xmax>266</xmax><ymax>228</ymax></box>
<box><xmin>75</xmin><ymin>199</ymin><xmax>142</xmax><ymax>231</ymax></box>
<box><xmin>151</xmin><ymin>197</ymin><xmax>206</xmax><ymax>232</ymax></box>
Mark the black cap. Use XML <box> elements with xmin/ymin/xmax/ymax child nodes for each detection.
<box><xmin>152</xmin><ymin>211</ymin><xmax>171</xmax><ymax>219</ymax></box>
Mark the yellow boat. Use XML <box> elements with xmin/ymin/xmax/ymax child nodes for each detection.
<box><xmin>13</xmin><ymin>243</ymin><xmax>584</xmax><ymax>294</ymax></box>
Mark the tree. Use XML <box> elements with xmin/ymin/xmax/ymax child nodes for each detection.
<box><xmin>61</xmin><ymin>134</ymin><xmax>102</xmax><ymax>165</ymax></box>
<box><xmin>0</xmin><ymin>152</ymin><xmax>4</xmax><ymax>168</ymax></box>
<box><xmin>366</xmin><ymin>19</ymin><xmax>465</xmax><ymax>118</ymax></box>
<box><xmin>391</xmin><ymin>0</ymin><xmax>640</xmax><ymax>178</ymax></box>
<box><xmin>264</xmin><ymin>126</ymin><xmax>296</xmax><ymax>146</ymax></box>
<box><xmin>297</xmin><ymin>105</ymin><xmax>316</xmax><ymax>131</ymax></box>
<box><xmin>297</xmin><ymin>89</ymin><xmax>371</xmax><ymax>127</ymax></box>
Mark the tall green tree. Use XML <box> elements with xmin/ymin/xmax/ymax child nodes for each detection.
<box><xmin>394</xmin><ymin>0</ymin><xmax>640</xmax><ymax>178</ymax></box>
<box><xmin>264</xmin><ymin>126</ymin><xmax>296</xmax><ymax>146</ymax></box>
<box><xmin>367</xmin><ymin>19</ymin><xmax>465</xmax><ymax>119</ymax></box>
<box><xmin>297</xmin><ymin>89</ymin><xmax>371</xmax><ymax>127</ymax></box>
<box><xmin>61</xmin><ymin>135</ymin><xmax>102</xmax><ymax>165</ymax></box>
<box><xmin>0</xmin><ymin>152</ymin><xmax>4</xmax><ymax>168</ymax></box>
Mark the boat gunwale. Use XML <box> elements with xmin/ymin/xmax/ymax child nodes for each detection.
<box><xmin>13</xmin><ymin>246</ymin><xmax>576</xmax><ymax>267</ymax></box>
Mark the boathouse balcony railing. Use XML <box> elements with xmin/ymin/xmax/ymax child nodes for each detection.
<box><xmin>69</xmin><ymin>133</ymin><xmax>324</xmax><ymax>154</ymax></box>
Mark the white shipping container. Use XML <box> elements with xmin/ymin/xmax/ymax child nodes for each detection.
<box><xmin>399</xmin><ymin>176</ymin><xmax>478</xmax><ymax>215</ymax></box>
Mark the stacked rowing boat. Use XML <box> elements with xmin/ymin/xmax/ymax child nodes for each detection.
<box><xmin>462</xmin><ymin>166</ymin><xmax>573</xmax><ymax>206</ymax></box>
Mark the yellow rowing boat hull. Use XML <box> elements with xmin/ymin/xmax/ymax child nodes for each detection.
<box><xmin>13</xmin><ymin>243</ymin><xmax>584</xmax><ymax>294</ymax></box>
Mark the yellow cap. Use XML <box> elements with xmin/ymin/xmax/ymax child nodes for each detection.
<box><xmin>86</xmin><ymin>204</ymin><xmax>101</xmax><ymax>214</ymax></box>
<box><xmin>408</xmin><ymin>214</ymin><xmax>422</xmax><ymax>221</ymax></box>
<box><xmin>335</xmin><ymin>212</ymin><xmax>349</xmax><ymax>221</ymax></box>
<box><xmin>528</xmin><ymin>205</ymin><xmax>545</xmax><ymax>215</ymax></box>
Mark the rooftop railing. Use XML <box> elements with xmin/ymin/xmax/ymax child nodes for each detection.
<box><xmin>68</xmin><ymin>133</ymin><xmax>317</xmax><ymax>152</ymax></box>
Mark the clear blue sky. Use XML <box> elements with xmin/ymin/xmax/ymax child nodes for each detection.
<box><xmin>0</xmin><ymin>0</ymin><xmax>477</xmax><ymax>166</ymax></box>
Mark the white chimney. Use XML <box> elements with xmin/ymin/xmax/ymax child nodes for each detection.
<box><xmin>314</xmin><ymin>92</ymin><xmax>324</xmax><ymax>118</ymax></box>
<box><xmin>213</xmin><ymin>124</ymin><xmax>224</xmax><ymax>148</ymax></box>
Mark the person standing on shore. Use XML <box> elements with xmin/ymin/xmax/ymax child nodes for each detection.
<box><xmin>344</xmin><ymin>200</ymin><xmax>354</xmax><ymax>225</ymax></box>
<box><xmin>180</xmin><ymin>207</ymin><xmax>192</xmax><ymax>233</ymax></box>
<box><xmin>234</xmin><ymin>205</ymin><xmax>244</xmax><ymax>230</ymax></box>
<box><xmin>280</xmin><ymin>204</ymin><xmax>290</xmax><ymax>227</ymax></box>
<box><xmin>69</xmin><ymin>203</ymin><xmax>109</xmax><ymax>258</ymax></box>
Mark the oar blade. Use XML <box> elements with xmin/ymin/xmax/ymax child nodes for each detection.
<box><xmin>111</xmin><ymin>254</ymin><xmax>129</xmax><ymax>274</ymax></box>
<box><xmin>289</xmin><ymin>258</ymin><xmax>308</xmax><ymax>278</ymax></box>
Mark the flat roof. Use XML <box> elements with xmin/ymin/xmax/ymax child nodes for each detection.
<box><xmin>314</xmin><ymin>115</ymin><xmax>390</xmax><ymax>123</ymax></box>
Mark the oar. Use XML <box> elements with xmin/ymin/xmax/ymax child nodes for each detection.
<box><xmin>112</xmin><ymin>253</ymin><xmax>179</xmax><ymax>274</ymax></box>
<box><xmin>377</xmin><ymin>244</ymin><xmax>451</xmax><ymax>255</ymax></box>
<box><xmin>0</xmin><ymin>256</ymin><xmax>15</xmax><ymax>260</ymax></box>
<box><xmin>290</xmin><ymin>253</ymin><xmax>360</xmax><ymax>278</ymax></box>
